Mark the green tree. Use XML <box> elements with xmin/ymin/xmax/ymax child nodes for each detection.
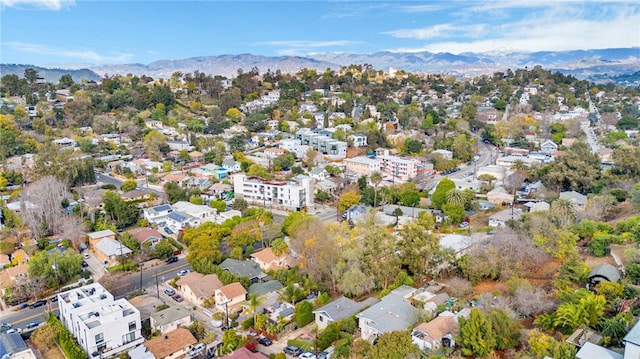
<box><xmin>163</xmin><ymin>182</ymin><xmax>187</xmax><ymax>204</ymax></box>
<box><xmin>102</xmin><ymin>191</ymin><xmax>140</xmax><ymax>229</ymax></box>
<box><xmin>367</xmin><ymin>331</ymin><xmax>420</xmax><ymax>359</ymax></box>
<box><xmin>397</xmin><ymin>213</ymin><xmax>439</xmax><ymax>276</ymax></box>
<box><xmin>220</xmin><ymin>329</ymin><xmax>245</xmax><ymax>354</ymax></box>
<box><xmin>293</xmin><ymin>300</ymin><xmax>313</xmax><ymax>327</ymax></box>
<box><xmin>28</xmin><ymin>250</ymin><xmax>82</xmax><ymax>289</ymax></box>
<box><xmin>153</xmin><ymin>240</ymin><xmax>174</xmax><ymax>259</ymax></box>
<box><xmin>488</xmin><ymin>309</ymin><xmax>521</xmax><ymax>350</ymax></box>
<box><xmin>120</xmin><ymin>179</ymin><xmax>137</xmax><ymax>192</ymax></box>
<box><xmin>458</xmin><ymin>308</ymin><xmax>496</xmax><ymax>357</ymax></box>
<box><xmin>281</xmin><ymin>211</ymin><xmax>311</xmax><ymax>236</ymax></box>
<box><xmin>209</xmin><ymin>199</ymin><xmax>226</xmax><ymax>212</ymax></box>
<box><xmin>446</xmin><ymin>188</ymin><xmax>466</xmax><ymax>207</ymax></box>
<box><xmin>431</xmin><ymin>178</ymin><xmax>455</xmax><ymax>210</ymax></box>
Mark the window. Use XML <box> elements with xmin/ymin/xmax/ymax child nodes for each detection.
<box><xmin>128</xmin><ymin>321</ymin><xmax>136</xmax><ymax>331</ymax></box>
<box><xmin>123</xmin><ymin>332</ymin><xmax>136</xmax><ymax>344</ymax></box>
<box><xmin>95</xmin><ymin>333</ymin><xmax>104</xmax><ymax>344</ymax></box>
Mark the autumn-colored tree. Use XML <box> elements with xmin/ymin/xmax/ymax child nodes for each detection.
<box><xmin>120</xmin><ymin>179</ymin><xmax>138</xmax><ymax>192</ymax></box>
<box><xmin>338</xmin><ymin>191</ymin><xmax>361</xmax><ymax>213</ymax></box>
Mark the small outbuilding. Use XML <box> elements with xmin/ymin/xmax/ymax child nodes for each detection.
<box><xmin>587</xmin><ymin>264</ymin><xmax>620</xmax><ymax>290</ymax></box>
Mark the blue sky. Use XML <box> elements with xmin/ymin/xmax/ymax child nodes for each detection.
<box><xmin>1</xmin><ymin>0</ymin><xmax>638</xmax><ymax>67</ymax></box>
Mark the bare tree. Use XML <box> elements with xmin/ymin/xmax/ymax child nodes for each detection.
<box><xmin>443</xmin><ymin>276</ymin><xmax>473</xmax><ymax>297</ymax></box>
<box><xmin>59</xmin><ymin>216</ymin><xmax>87</xmax><ymax>250</ymax></box>
<box><xmin>512</xmin><ymin>286</ymin><xmax>556</xmax><ymax>317</ymax></box>
<box><xmin>19</xmin><ymin>176</ymin><xmax>69</xmax><ymax>239</ymax></box>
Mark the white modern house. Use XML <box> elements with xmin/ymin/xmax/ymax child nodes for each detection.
<box><xmin>58</xmin><ymin>283</ymin><xmax>143</xmax><ymax>358</ymax></box>
<box><xmin>233</xmin><ymin>174</ymin><xmax>314</xmax><ymax>211</ymax></box>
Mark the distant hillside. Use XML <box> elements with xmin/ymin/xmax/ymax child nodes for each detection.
<box><xmin>3</xmin><ymin>47</ymin><xmax>639</xmax><ymax>84</ymax></box>
<box><xmin>90</xmin><ymin>54</ymin><xmax>338</xmax><ymax>79</ymax></box>
<box><xmin>0</xmin><ymin>64</ymin><xmax>103</xmax><ymax>83</ymax></box>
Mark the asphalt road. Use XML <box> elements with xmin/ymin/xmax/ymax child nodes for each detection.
<box><xmin>0</xmin><ymin>259</ymin><xmax>190</xmax><ymax>331</ymax></box>
<box><xmin>95</xmin><ymin>172</ymin><xmax>163</xmax><ymax>196</ymax></box>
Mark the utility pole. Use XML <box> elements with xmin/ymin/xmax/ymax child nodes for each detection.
<box><xmin>139</xmin><ymin>263</ymin><xmax>143</xmax><ymax>291</ymax></box>
<box><xmin>155</xmin><ymin>272</ymin><xmax>159</xmax><ymax>298</ymax></box>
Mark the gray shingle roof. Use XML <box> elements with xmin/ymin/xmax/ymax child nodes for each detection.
<box><xmin>220</xmin><ymin>258</ymin><xmax>266</xmax><ymax>280</ymax></box>
<box><xmin>588</xmin><ymin>264</ymin><xmax>621</xmax><ymax>283</ymax></box>
<box><xmin>313</xmin><ymin>296</ymin><xmax>367</xmax><ymax>322</ymax></box>
<box><xmin>356</xmin><ymin>287</ymin><xmax>418</xmax><ymax>335</ymax></box>
<box><xmin>248</xmin><ymin>280</ymin><xmax>283</xmax><ymax>296</ymax></box>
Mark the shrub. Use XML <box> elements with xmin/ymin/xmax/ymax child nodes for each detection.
<box><xmin>167</xmin><ymin>237</ymin><xmax>183</xmax><ymax>250</ymax></box>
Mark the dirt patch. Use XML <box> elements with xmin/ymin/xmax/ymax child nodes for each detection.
<box><xmin>43</xmin><ymin>346</ymin><xmax>66</xmax><ymax>359</ymax></box>
<box><xmin>611</xmin><ymin>243</ymin><xmax>639</xmax><ymax>267</ymax></box>
<box><xmin>473</xmin><ymin>280</ymin><xmax>508</xmax><ymax>296</ymax></box>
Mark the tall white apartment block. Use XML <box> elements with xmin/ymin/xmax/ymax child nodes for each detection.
<box><xmin>378</xmin><ymin>155</ymin><xmax>419</xmax><ymax>182</ymax></box>
<box><xmin>233</xmin><ymin>174</ymin><xmax>314</xmax><ymax>211</ymax></box>
<box><xmin>58</xmin><ymin>283</ymin><xmax>144</xmax><ymax>358</ymax></box>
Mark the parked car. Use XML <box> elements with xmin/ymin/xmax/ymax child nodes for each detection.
<box><xmin>0</xmin><ymin>323</ymin><xmax>12</xmax><ymax>331</ymax></box>
<box><xmin>164</xmin><ymin>288</ymin><xmax>176</xmax><ymax>296</ymax></box>
<box><xmin>177</xmin><ymin>269</ymin><xmax>189</xmax><ymax>277</ymax></box>
<box><xmin>172</xmin><ymin>294</ymin><xmax>184</xmax><ymax>302</ymax></box>
<box><xmin>188</xmin><ymin>343</ymin><xmax>205</xmax><ymax>357</ymax></box>
<box><xmin>83</xmin><ymin>253</ymin><xmax>90</xmax><ymax>259</ymax></box>
<box><xmin>81</xmin><ymin>260</ymin><xmax>89</xmax><ymax>267</ymax></box>
<box><xmin>258</xmin><ymin>337</ymin><xmax>272</xmax><ymax>346</ymax></box>
<box><xmin>26</xmin><ymin>322</ymin><xmax>39</xmax><ymax>329</ymax></box>
<box><xmin>29</xmin><ymin>300</ymin><xmax>47</xmax><ymax>309</ymax></box>
<box><xmin>317</xmin><ymin>351</ymin><xmax>330</xmax><ymax>359</ymax></box>
<box><xmin>5</xmin><ymin>328</ymin><xmax>21</xmax><ymax>334</ymax></box>
<box><xmin>284</xmin><ymin>345</ymin><xmax>303</xmax><ymax>357</ymax></box>
<box><xmin>164</xmin><ymin>226</ymin><xmax>174</xmax><ymax>234</ymax></box>
<box><xmin>166</xmin><ymin>256</ymin><xmax>178</xmax><ymax>264</ymax></box>
<box><xmin>459</xmin><ymin>221</ymin><xmax>469</xmax><ymax>228</ymax></box>
<box><xmin>50</xmin><ymin>296</ymin><xmax>59</xmax><ymax>303</ymax></box>
<box><xmin>300</xmin><ymin>352</ymin><xmax>316</xmax><ymax>359</ymax></box>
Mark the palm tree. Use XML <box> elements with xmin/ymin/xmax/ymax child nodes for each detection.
<box><xmin>279</xmin><ymin>284</ymin><xmax>304</xmax><ymax>304</ymax></box>
<box><xmin>246</xmin><ymin>293</ymin><xmax>263</xmax><ymax>324</ymax></box>
<box><xmin>551</xmin><ymin>198</ymin><xmax>576</xmax><ymax>226</ymax></box>
<box><xmin>446</xmin><ymin>189</ymin><xmax>466</xmax><ymax>207</ymax></box>
<box><xmin>371</xmin><ymin>171</ymin><xmax>383</xmax><ymax>208</ymax></box>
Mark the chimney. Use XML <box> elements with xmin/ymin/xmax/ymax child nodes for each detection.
<box><xmin>165</xmin><ymin>335</ymin><xmax>168</xmax><ymax>340</ymax></box>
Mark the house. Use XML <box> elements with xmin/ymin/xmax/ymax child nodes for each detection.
<box><xmin>309</xmin><ymin>167</ymin><xmax>330</xmax><ymax>181</ymax></box>
<box><xmin>540</xmin><ymin>140</ymin><xmax>558</xmax><ymax>155</ymax></box>
<box><xmin>87</xmin><ymin>229</ymin><xmax>116</xmax><ymax>245</ymax></box>
<box><xmin>143</xmin><ymin>204</ymin><xmax>174</xmax><ymax>224</ymax></box>
<box><xmin>58</xmin><ymin>283</ymin><xmax>144</xmax><ymax>358</ymax></box>
<box><xmin>0</xmin><ymin>332</ymin><xmax>37</xmax><ymax>359</ymax></box>
<box><xmin>412</xmin><ymin>315</ymin><xmax>458</xmax><ymax>351</ymax></box>
<box><xmin>439</xmin><ymin>234</ymin><xmax>473</xmax><ymax>257</ymax></box>
<box><xmin>559</xmin><ymin>191</ymin><xmax>588</xmax><ymax>210</ymax></box>
<box><xmin>219</xmin><ymin>258</ymin><xmax>267</xmax><ymax>283</ymax></box>
<box><xmin>214</xmin><ymin>282</ymin><xmax>247</xmax><ymax>312</ymax></box>
<box><xmin>208</xmin><ymin>182</ymin><xmax>232</xmax><ymax>198</ymax></box>
<box><xmin>348</xmin><ymin>134</ymin><xmax>368</xmax><ymax>148</ymax></box>
<box><xmin>488</xmin><ymin>208</ymin><xmax>523</xmax><ymax>227</ymax></box>
<box><xmin>576</xmin><ymin>342</ymin><xmax>622</xmax><ymax>359</ymax></box>
<box><xmin>126</xmin><ymin>228</ymin><xmax>164</xmax><ymax>248</ymax></box>
<box><xmin>162</xmin><ymin>173</ymin><xmax>189</xmax><ymax>186</ymax></box>
<box><xmin>142</xmin><ymin>328</ymin><xmax>197</xmax><ymax>359</ymax></box>
<box><xmin>221</xmin><ymin>347</ymin><xmax>265</xmax><ymax>359</ymax></box>
<box><xmin>185</xmin><ymin>177</ymin><xmax>212</xmax><ymax>191</ymax></box>
<box><xmin>176</xmin><ymin>272</ymin><xmax>223</xmax><ymax>306</ymax></box>
<box><xmin>487</xmin><ymin>186</ymin><xmax>513</xmax><ymax>206</ymax></box>
<box><xmin>188</xmin><ymin>151</ymin><xmax>204</xmax><ymax>163</ymax></box>
<box><xmin>423</xmin><ymin>293</ymin><xmax>451</xmax><ymax>315</ymax></box>
<box><xmin>356</xmin><ymin>285</ymin><xmax>418</xmax><ymax>341</ymax></box>
<box><xmin>250</xmin><ymin>248</ymin><xmax>296</xmax><ymax>271</ymax></box>
<box><xmin>587</xmin><ymin>264</ymin><xmax>621</xmax><ymax>290</ymax></box>
<box><xmin>150</xmin><ymin>307</ymin><xmax>192</xmax><ymax>335</ymax></box>
<box><xmin>524</xmin><ymin>201</ymin><xmax>550</xmax><ymax>212</ymax></box>
<box><xmin>221</xmin><ymin>159</ymin><xmax>241</xmax><ymax>173</ymax></box>
<box><xmin>121</xmin><ymin>190</ymin><xmax>149</xmax><ymax>201</ymax></box>
<box><xmin>313</xmin><ymin>296</ymin><xmax>368</xmax><ymax>330</ymax></box>
<box><xmin>248</xmin><ymin>280</ymin><xmax>284</xmax><ymax>297</ymax></box>
<box><xmin>431</xmin><ymin>149</ymin><xmax>453</xmax><ymax>161</ymax></box>
<box><xmin>93</xmin><ymin>237</ymin><xmax>133</xmax><ymax>266</ymax></box>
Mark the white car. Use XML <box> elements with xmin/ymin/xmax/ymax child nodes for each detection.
<box><xmin>6</xmin><ymin>328</ymin><xmax>21</xmax><ymax>334</ymax></box>
<box><xmin>177</xmin><ymin>269</ymin><xmax>190</xmax><ymax>277</ymax></box>
<box><xmin>300</xmin><ymin>353</ymin><xmax>317</xmax><ymax>359</ymax></box>
<box><xmin>188</xmin><ymin>343</ymin><xmax>205</xmax><ymax>357</ymax></box>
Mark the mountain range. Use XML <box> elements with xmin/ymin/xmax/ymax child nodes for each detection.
<box><xmin>2</xmin><ymin>47</ymin><xmax>639</xmax><ymax>84</ymax></box>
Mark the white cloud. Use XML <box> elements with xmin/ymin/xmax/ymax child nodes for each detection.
<box><xmin>0</xmin><ymin>0</ymin><xmax>74</xmax><ymax>10</ymax></box>
<box><xmin>399</xmin><ymin>4</ymin><xmax>447</xmax><ymax>13</ymax></box>
<box><xmin>5</xmin><ymin>42</ymin><xmax>134</xmax><ymax>63</ymax></box>
<box><xmin>385</xmin><ymin>4</ymin><xmax>640</xmax><ymax>54</ymax></box>
<box><xmin>382</xmin><ymin>24</ymin><xmax>487</xmax><ymax>40</ymax></box>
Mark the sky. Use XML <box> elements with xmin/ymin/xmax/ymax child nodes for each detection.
<box><xmin>1</xmin><ymin>0</ymin><xmax>639</xmax><ymax>67</ymax></box>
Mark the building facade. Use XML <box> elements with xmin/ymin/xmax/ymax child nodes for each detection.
<box><xmin>58</xmin><ymin>283</ymin><xmax>143</xmax><ymax>358</ymax></box>
<box><xmin>233</xmin><ymin>174</ymin><xmax>313</xmax><ymax>211</ymax></box>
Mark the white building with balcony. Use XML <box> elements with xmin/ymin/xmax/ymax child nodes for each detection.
<box><xmin>378</xmin><ymin>155</ymin><xmax>419</xmax><ymax>182</ymax></box>
<box><xmin>57</xmin><ymin>283</ymin><xmax>143</xmax><ymax>358</ymax></box>
<box><xmin>233</xmin><ymin>174</ymin><xmax>314</xmax><ymax>211</ymax></box>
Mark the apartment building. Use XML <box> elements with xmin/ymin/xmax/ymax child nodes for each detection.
<box><xmin>296</xmin><ymin>128</ymin><xmax>347</xmax><ymax>160</ymax></box>
<box><xmin>378</xmin><ymin>155</ymin><xmax>419</xmax><ymax>182</ymax></box>
<box><xmin>233</xmin><ymin>174</ymin><xmax>313</xmax><ymax>211</ymax></box>
<box><xmin>58</xmin><ymin>283</ymin><xmax>143</xmax><ymax>358</ymax></box>
<box><xmin>344</xmin><ymin>157</ymin><xmax>381</xmax><ymax>176</ymax></box>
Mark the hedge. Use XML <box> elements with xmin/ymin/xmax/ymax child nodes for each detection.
<box><xmin>47</xmin><ymin>316</ymin><xmax>86</xmax><ymax>359</ymax></box>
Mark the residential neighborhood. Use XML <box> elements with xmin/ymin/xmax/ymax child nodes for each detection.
<box><xmin>0</xmin><ymin>57</ymin><xmax>640</xmax><ymax>359</ymax></box>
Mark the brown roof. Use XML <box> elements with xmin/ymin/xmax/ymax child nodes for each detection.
<box><xmin>12</xmin><ymin>249</ymin><xmax>29</xmax><ymax>262</ymax></box>
<box><xmin>177</xmin><ymin>273</ymin><xmax>223</xmax><ymax>298</ymax></box>
<box><xmin>6</xmin><ymin>264</ymin><xmax>29</xmax><ymax>279</ymax></box>
<box><xmin>221</xmin><ymin>347</ymin><xmax>265</xmax><ymax>359</ymax></box>
<box><xmin>0</xmin><ymin>254</ymin><xmax>10</xmax><ymax>265</ymax></box>
<box><xmin>414</xmin><ymin>315</ymin><xmax>458</xmax><ymax>344</ymax></box>
<box><xmin>189</xmin><ymin>151</ymin><xmax>203</xmax><ymax>157</ymax></box>
<box><xmin>144</xmin><ymin>328</ymin><xmax>197</xmax><ymax>359</ymax></box>
<box><xmin>127</xmin><ymin>228</ymin><xmax>163</xmax><ymax>244</ymax></box>
<box><xmin>219</xmin><ymin>282</ymin><xmax>247</xmax><ymax>300</ymax></box>
<box><xmin>163</xmin><ymin>173</ymin><xmax>188</xmax><ymax>182</ymax></box>
<box><xmin>121</xmin><ymin>190</ymin><xmax>146</xmax><ymax>199</ymax></box>
<box><xmin>251</xmin><ymin>248</ymin><xmax>277</xmax><ymax>264</ymax></box>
